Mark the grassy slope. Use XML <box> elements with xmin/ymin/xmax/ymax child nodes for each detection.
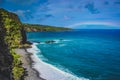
<box><xmin>23</xmin><ymin>23</ymin><xmax>71</xmax><ymax>32</ymax></box>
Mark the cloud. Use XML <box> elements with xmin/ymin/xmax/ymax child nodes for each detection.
<box><xmin>5</xmin><ymin>0</ymin><xmax>119</xmax><ymax>27</ymax></box>
<box><xmin>14</xmin><ymin>10</ymin><xmax>25</xmax><ymax>18</ymax></box>
<box><xmin>36</xmin><ymin>14</ymin><xmax>54</xmax><ymax>21</ymax></box>
<box><xmin>63</xmin><ymin>15</ymin><xmax>71</xmax><ymax>20</ymax></box>
<box><xmin>37</xmin><ymin>0</ymin><xmax>82</xmax><ymax>14</ymax></box>
<box><xmin>13</xmin><ymin>10</ymin><xmax>32</xmax><ymax>21</ymax></box>
<box><xmin>37</xmin><ymin>2</ymin><xmax>50</xmax><ymax>12</ymax></box>
<box><xmin>85</xmin><ymin>2</ymin><xmax>100</xmax><ymax>14</ymax></box>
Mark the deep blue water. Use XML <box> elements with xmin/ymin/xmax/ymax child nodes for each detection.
<box><xmin>27</xmin><ymin>29</ymin><xmax>120</xmax><ymax>80</ymax></box>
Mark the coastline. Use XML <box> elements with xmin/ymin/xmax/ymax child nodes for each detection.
<box><xmin>26</xmin><ymin>43</ymin><xmax>89</xmax><ymax>80</ymax></box>
<box><xmin>15</xmin><ymin>43</ymin><xmax>89</xmax><ymax>80</ymax></box>
<box><xmin>15</xmin><ymin>48</ymin><xmax>45</xmax><ymax>80</ymax></box>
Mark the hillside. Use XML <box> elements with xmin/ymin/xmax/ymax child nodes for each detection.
<box><xmin>0</xmin><ymin>8</ymin><xmax>26</xmax><ymax>80</ymax></box>
<box><xmin>23</xmin><ymin>24</ymin><xmax>71</xmax><ymax>32</ymax></box>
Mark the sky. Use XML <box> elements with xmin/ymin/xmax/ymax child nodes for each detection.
<box><xmin>0</xmin><ymin>0</ymin><xmax>120</xmax><ymax>29</ymax></box>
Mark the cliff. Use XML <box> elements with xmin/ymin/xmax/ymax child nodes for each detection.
<box><xmin>0</xmin><ymin>8</ymin><xmax>71</xmax><ymax>80</ymax></box>
<box><xmin>0</xmin><ymin>11</ymin><xmax>13</xmax><ymax>80</ymax></box>
<box><xmin>0</xmin><ymin>8</ymin><xmax>26</xmax><ymax>80</ymax></box>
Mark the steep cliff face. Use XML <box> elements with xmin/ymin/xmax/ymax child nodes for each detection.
<box><xmin>0</xmin><ymin>8</ymin><xmax>27</xmax><ymax>47</ymax></box>
<box><xmin>21</xmin><ymin>26</ymin><xmax>27</xmax><ymax>44</ymax></box>
<box><xmin>0</xmin><ymin>10</ymin><xmax>13</xmax><ymax>80</ymax></box>
<box><xmin>0</xmin><ymin>8</ymin><xmax>27</xmax><ymax>80</ymax></box>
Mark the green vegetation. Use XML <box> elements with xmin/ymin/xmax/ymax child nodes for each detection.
<box><xmin>23</xmin><ymin>23</ymin><xmax>71</xmax><ymax>32</ymax></box>
<box><xmin>11</xmin><ymin>49</ymin><xmax>24</xmax><ymax>80</ymax></box>
<box><xmin>3</xmin><ymin>15</ymin><xmax>22</xmax><ymax>48</ymax></box>
<box><xmin>0</xmin><ymin>8</ymin><xmax>24</xmax><ymax>80</ymax></box>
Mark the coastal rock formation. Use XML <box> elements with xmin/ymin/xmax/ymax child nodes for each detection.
<box><xmin>21</xmin><ymin>26</ymin><xmax>27</xmax><ymax>44</ymax></box>
<box><xmin>45</xmin><ymin>40</ymin><xmax>56</xmax><ymax>44</ymax></box>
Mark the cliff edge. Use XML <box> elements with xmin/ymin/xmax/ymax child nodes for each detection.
<box><xmin>0</xmin><ymin>8</ymin><xmax>26</xmax><ymax>80</ymax></box>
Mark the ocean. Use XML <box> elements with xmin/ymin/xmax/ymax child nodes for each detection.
<box><xmin>27</xmin><ymin>29</ymin><xmax>120</xmax><ymax>80</ymax></box>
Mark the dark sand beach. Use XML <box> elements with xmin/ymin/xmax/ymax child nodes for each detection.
<box><xmin>15</xmin><ymin>48</ymin><xmax>45</xmax><ymax>80</ymax></box>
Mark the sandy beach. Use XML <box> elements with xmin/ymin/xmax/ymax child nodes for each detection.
<box><xmin>15</xmin><ymin>48</ymin><xmax>45</xmax><ymax>80</ymax></box>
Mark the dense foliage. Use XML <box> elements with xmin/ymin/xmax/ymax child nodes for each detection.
<box><xmin>23</xmin><ymin>24</ymin><xmax>71</xmax><ymax>32</ymax></box>
<box><xmin>11</xmin><ymin>49</ymin><xmax>24</xmax><ymax>80</ymax></box>
<box><xmin>0</xmin><ymin>8</ymin><xmax>24</xmax><ymax>80</ymax></box>
<box><xmin>2</xmin><ymin>12</ymin><xmax>22</xmax><ymax>48</ymax></box>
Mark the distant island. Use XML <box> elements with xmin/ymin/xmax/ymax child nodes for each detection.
<box><xmin>0</xmin><ymin>8</ymin><xmax>71</xmax><ymax>80</ymax></box>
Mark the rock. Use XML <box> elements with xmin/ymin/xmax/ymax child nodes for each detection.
<box><xmin>45</xmin><ymin>40</ymin><xmax>56</xmax><ymax>44</ymax></box>
<box><xmin>21</xmin><ymin>26</ymin><xmax>27</xmax><ymax>44</ymax></box>
<box><xmin>32</xmin><ymin>41</ymin><xmax>41</xmax><ymax>44</ymax></box>
<box><xmin>26</xmin><ymin>41</ymin><xmax>33</xmax><ymax>45</ymax></box>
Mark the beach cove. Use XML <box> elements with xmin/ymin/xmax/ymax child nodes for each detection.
<box><xmin>15</xmin><ymin>42</ymin><xmax>88</xmax><ymax>80</ymax></box>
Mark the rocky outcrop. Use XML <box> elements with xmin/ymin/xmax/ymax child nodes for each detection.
<box><xmin>45</xmin><ymin>40</ymin><xmax>56</xmax><ymax>44</ymax></box>
<box><xmin>21</xmin><ymin>26</ymin><xmax>27</xmax><ymax>44</ymax></box>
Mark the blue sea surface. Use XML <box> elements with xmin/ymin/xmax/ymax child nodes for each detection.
<box><xmin>27</xmin><ymin>29</ymin><xmax>120</xmax><ymax>80</ymax></box>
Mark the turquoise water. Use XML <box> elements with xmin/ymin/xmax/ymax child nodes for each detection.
<box><xmin>27</xmin><ymin>29</ymin><xmax>120</xmax><ymax>80</ymax></box>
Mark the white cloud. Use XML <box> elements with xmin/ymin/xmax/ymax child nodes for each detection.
<box><xmin>63</xmin><ymin>15</ymin><xmax>71</xmax><ymax>20</ymax></box>
<box><xmin>13</xmin><ymin>10</ymin><xmax>31</xmax><ymax>20</ymax></box>
<box><xmin>14</xmin><ymin>10</ymin><xmax>25</xmax><ymax>18</ymax></box>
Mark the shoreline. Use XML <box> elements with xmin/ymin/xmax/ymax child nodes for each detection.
<box><xmin>26</xmin><ymin>43</ymin><xmax>89</xmax><ymax>80</ymax></box>
<box><xmin>15</xmin><ymin>48</ymin><xmax>45</xmax><ymax>80</ymax></box>
<box><xmin>15</xmin><ymin>43</ymin><xmax>89</xmax><ymax>80</ymax></box>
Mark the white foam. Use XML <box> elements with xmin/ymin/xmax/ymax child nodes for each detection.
<box><xmin>63</xmin><ymin>40</ymin><xmax>71</xmax><ymax>41</ymax></box>
<box><xmin>59</xmin><ymin>44</ymin><xmax>66</xmax><ymax>47</ymax></box>
<box><xmin>54</xmin><ymin>39</ymin><xmax>71</xmax><ymax>43</ymax></box>
<box><xmin>27</xmin><ymin>43</ymin><xmax>89</xmax><ymax>80</ymax></box>
<box><xmin>40</xmin><ymin>42</ymin><xmax>45</xmax><ymax>44</ymax></box>
<box><xmin>27</xmin><ymin>43</ymin><xmax>41</xmax><ymax>53</ymax></box>
<box><xmin>54</xmin><ymin>39</ymin><xmax>60</xmax><ymax>43</ymax></box>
